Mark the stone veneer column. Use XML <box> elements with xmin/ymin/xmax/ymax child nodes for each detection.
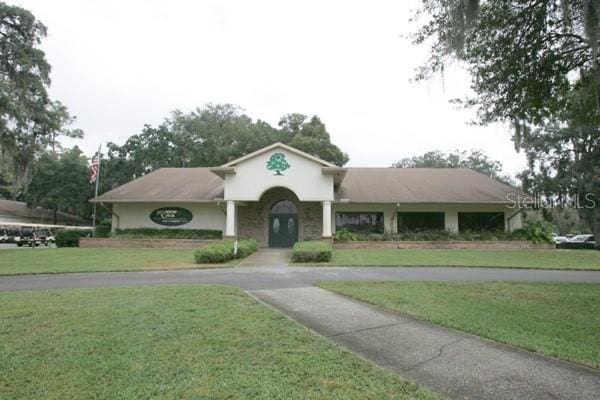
<box><xmin>225</xmin><ymin>200</ymin><xmax>236</xmax><ymax>238</ymax></box>
<box><xmin>322</xmin><ymin>201</ymin><xmax>332</xmax><ymax>238</ymax></box>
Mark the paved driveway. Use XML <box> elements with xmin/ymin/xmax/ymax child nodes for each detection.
<box><xmin>2</xmin><ymin>265</ymin><xmax>600</xmax><ymax>292</ymax></box>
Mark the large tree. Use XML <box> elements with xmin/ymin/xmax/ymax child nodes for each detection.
<box><xmin>0</xmin><ymin>151</ymin><xmax>11</xmax><ymax>198</ymax></box>
<box><xmin>392</xmin><ymin>149</ymin><xmax>505</xmax><ymax>181</ymax></box>
<box><xmin>519</xmin><ymin>71</ymin><xmax>600</xmax><ymax>243</ymax></box>
<box><xmin>24</xmin><ymin>147</ymin><xmax>91</xmax><ymax>224</ymax></box>
<box><xmin>102</xmin><ymin>104</ymin><xmax>348</xmax><ymax>191</ymax></box>
<box><xmin>0</xmin><ymin>2</ymin><xmax>82</xmax><ymax>198</ymax></box>
<box><xmin>411</xmin><ymin>0</ymin><xmax>600</xmax><ymax>246</ymax></box>
<box><xmin>279</xmin><ymin>114</ymin><xmax>349</xmax><ymax>166</ymax></box>
<box><xmin>412</xmin><ymin>1</ymin><xmax>598</xmax><ymax>128</ymax></box>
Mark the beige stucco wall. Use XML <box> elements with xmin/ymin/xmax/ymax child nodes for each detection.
<box><xmin>331</xmin><ymin>202</ymin><xmax>522</xmax><ymax>233</ymax></box>
<box><xmin>111</xmin><ymin>201</ymin><xmax>522</xmax><ymax>236</ymax></box>
<box><xmin>224</xmin><ymin>148</ymin><xmax>334</xmax><ymax>201</ymax></box>
<box><xmin>112</xmin><ymin>202</ymin><xmax>226</xmax><ymax>232</ymax></box>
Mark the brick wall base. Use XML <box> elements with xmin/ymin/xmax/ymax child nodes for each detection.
<box><xmin>79</xmin><ymin>238</ymin><xmax>217</xmax><ymax>248</ymax></box>
<box><xmin>334</xmin><ymin>241</ymin><xmax>555</xmax><ymax>250</ymax></box>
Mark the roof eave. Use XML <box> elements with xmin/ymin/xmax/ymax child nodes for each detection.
<box><xmin>322</xmin><ymin>167</ymin><xmax>347</xmax><ymax>185</ymax></box>
<box><xmin>89</xmin><ymin>199</ymin><xmax>223</xmax><ymax>204</ymax></box>
<box><xmin>332</xmin><ymin>200</ymin><xmax>517</xmax><ymax>205</ymax></box>
<box><xmin>209</xmin><ymin>167</ymin><xmax>236</xmax><ymax>178</ymax></box>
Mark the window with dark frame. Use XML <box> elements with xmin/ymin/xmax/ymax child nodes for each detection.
<box><xmin>397</xmin><ymin>212</ymin><xmax>445</xmax><ymax>231</ymax></box>
<box><xmin>335</xmin><ymin>212</ymin><xmax>384</xmax><ymax>233</ymax></box>
<box><xmin>458</xmin><ymin>212</ymin><xmax>505</xmax><ymax>231</ymax></box>
<box><xmin>270</xmin><ymin>200</ymin><xmax>297</xmax><ymax>214</ymax></box>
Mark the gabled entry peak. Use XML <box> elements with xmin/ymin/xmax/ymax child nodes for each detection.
<box><xmin>220</xmin><ymin>142</ymin><xmax>337</xmax><ymax>168</ymax></box>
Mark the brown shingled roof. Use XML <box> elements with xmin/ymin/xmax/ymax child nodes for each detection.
<box><xmin>335</xmin><ymin>168</ymin><xmax>523</xmax><ymax>203</ymax></box>
<box><xmin>92</xmin><ymin>168</ymin><xmax>224</xmax><ymax>203</ymax></box>
<box><xmin>91</xmin><ymin>167</ymin><xmax>523</xmax><ymax>204</ymax></box>
<box><xmin>0</xmin><ymin>199</ymin><xmax>89</xmax><ymax>225</ymax></box>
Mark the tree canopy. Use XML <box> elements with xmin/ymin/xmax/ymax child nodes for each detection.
<box><xmin>279</xmin><ymin>114</ymin><xmax>349</xmax><ymax>166</ymax></box>
<box><xmin>392</xmin><ymin>149</ymin><xmax>506</xmax><ymax>181</ymax></box>
<box><xmin>24</xmin><ymin>147</ymin><xmax>91</xmax><ymax>224</ymax></box>
<box><xmin>412</xmin><ymin>0</ymin><xmax>599</xmax><ymax>132</ymax></box>
<box><xmin>411</xmin><ymin>0</ymin><xmax>600</xmax><ymax>245</ymax></box>
<box><xmin>0</xmin><ymin>2</ymin><xmax>82</xmax><ymax>198</ymax></box>
<box><xmin>101</xmin><ymin>104</ymin><xmax>348</xmax><ymax>192</ymax></box>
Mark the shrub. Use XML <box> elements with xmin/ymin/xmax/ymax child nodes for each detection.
<box><xmin>235</xmin><ymin>239</ymin><xmax>259</xmax><ymax>258</ymax></box>
<box><xmin>511</xmin><ymin>221</ymin><xmax>554</xmax><ymax>243</ymax></box>
<box><xmin>95</xmin><ymin>224</ymin><xmax>111</xmax><ymax>238</ymax></box>
<box><xmin>112</xmin><ymin>228</ymin><xmax>222</xmax><ymax>240</ymax></box>
<box><xmin>194</xmin><ymin>239</ymin><xmax>259</xmax><ymax>264</ymax></box>
<box><xmin>338</xmin><ymin>226</ymin><xmax>553</xmax><ymax>243</ymax></box>
<box><xmin>395</xmin><ymin>230</ymin><xmax>455</xmax><ymax>241</ymax></box>
<box><xmin>194</xmin><ymin>241</ymin><xmax>234</xmax><ymax>263</ymax></box>
<box><xmin>55</xmin><ymin>229</ymin><xmax>91</xmax><ymax>247</ymax></box>
<box><xmin>291</xmin><ymin>241</ymin><xmax>332</xmax><ymax>263</ymax></box>
<box><xmin>334</xmin><ymin>228</ymin><xmax>359</xmax><ymax>242</ymax></box>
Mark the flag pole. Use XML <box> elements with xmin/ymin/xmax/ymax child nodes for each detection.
<box><xmin>92</xmin><ymin>145</ymin><xmax>101</xmax><ymax>237</ymax></box>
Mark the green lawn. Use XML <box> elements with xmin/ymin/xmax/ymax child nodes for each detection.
<box><xmin>0</xmin><ymin>285</ymin><xmax>435</xmax><ymax>399</ymax></box>
<box><xmin>0</xmin><ymin>248</ymin><xmax>232</xmax><ymax>275</ymax></box>
<box><xmin>322</xmin><ymin>248</ymin><xmax>600</xmax><ymax>270</ymax></box>
<box><xmin>317</xmin><ymin>281</ymin><xmax>600</xmax><ymax>369</ymax></box>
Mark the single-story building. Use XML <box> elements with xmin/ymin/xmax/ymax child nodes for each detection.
<box><xmin>92</xmin><ymin>142</ymin><xmax>524</xmax><ymax>247</ymax></box>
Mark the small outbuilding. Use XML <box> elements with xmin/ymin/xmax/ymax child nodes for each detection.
<box><xmin>0</xmin><ymin>199</ymin><xmax>89</xmax><ymax>226</ymax></box>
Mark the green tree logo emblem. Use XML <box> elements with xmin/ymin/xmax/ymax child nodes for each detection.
<box><xmin>266</xmin><ymin>152</ymin><xmax>290</xmax><ymax>175</ymax></box>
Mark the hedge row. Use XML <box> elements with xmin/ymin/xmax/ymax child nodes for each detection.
<box><xmin>111</xmin><ymin>228</ymin><xmax>222</xmax><ymax>240</ymax></box>
<box><xmin>194</xmin><ymin>240</ymin><xmax>259</xmax><ymax>264</ymax></box>
<box><xmin>334</xmin><ymin>221</ymin><xmax>553</xmax><ymax>244</ymax></box>
<box><xmin>291</xmin><ymin>241</ymin><xmax>332</xmax><ymax>263</ymax></box>
<box><xmin>55</xmin><ymin>230</ymin><xmax>91</xmax><ymax>247</ymax></box>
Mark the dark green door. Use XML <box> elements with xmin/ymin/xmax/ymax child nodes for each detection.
<box><xmin>268</xmin><ymin>214</ymin><xmax>298</xmax><ymax>248</ymax></box>
<box><xmin>268</xmin><ymin>200</ymin><xmax>299</xmax><ymax>248</ymax></box>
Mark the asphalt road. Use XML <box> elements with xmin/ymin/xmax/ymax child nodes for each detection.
<box><xmin>2</xmin><ymin>265</ymin><xmax>600</xmax><ymax>292</ymax></box>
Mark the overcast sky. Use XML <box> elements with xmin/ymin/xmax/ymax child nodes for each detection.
<box><xmin>13</xmin><ymin>0</ymin><xmax>528</xmax><ymax>175</ymax></box>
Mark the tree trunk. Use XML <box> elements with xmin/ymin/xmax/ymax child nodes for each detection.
<box><xmin>593</xmin><ymin>218</ymin><xmax>600</xmax><ymax>251</ymax></box>
<box><xmin>582</xmin><ymin>204</ymin><xmax>600</xmax><ymax>250</ymax></box>
<box><xmin>12</xmin><ymin>159</ymin><xmax>32</xmax><ymax>199</ymax></box>
<box><xmin>53</xmin><ymin>208</ymin><xmax>58</xmax><ymax>225</ymax></box>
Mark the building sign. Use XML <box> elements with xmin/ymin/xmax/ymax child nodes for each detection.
<box><xmin>266</xmin><ymin>152</ymin><xmax>290</xmax><ymax>175</ymax></box>
<box><xmin>150</xmin><ymin>207</ymin><xmax>193</xmax><ymax>226</ymax></box>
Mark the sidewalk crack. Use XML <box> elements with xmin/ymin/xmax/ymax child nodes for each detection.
<box><xmin>327</xmin><ymin>320</ymin><xmax>410</xmax><ymax>338</ymax></box>
<box><xmin>403</xmin><ymin>337</ymin><xmax>465</xmax><ymax>372</ymax></box>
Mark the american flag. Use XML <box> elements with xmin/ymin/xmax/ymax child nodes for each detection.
<box><xmin>89</xmin><ymin>153</ymin><xmax>100</xmax><ymax>184</ymax></box>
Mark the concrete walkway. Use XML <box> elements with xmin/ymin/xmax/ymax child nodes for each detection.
<box><xmin>251</xmin><ymin>286</ymin><xmax>600</xmax><ymax>400</ymax></box>
<box><xmin>237</xmin><ymin>248</ymin><xmax>291</xmax><ymax>267</ymax></box>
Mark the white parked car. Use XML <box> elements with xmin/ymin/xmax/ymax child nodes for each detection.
<box><xmin>568</xmin><ymin>234</ymin><xmax>594</xmax><ymax>243</ymax></box>
<box><xmin>551</xmin><ymin>233</ymin><xmax>568</xmax><ymax>244</ymax></box>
